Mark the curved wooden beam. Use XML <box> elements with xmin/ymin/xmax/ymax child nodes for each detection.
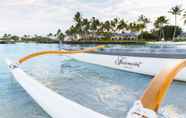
<box><xmin>140</xmin><ymin>59</ymin><xmax>186</xmax><ymax>111</ymax></box>
<box><xmin>18</xmin><ymin>45</ymin><xmax>105</xmax><ymax>64</ymax></box>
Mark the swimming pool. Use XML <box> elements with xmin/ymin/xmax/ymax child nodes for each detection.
<box><xmin>1</xmin><ymin>43</ymin><xmax>186</xmax><ymax>118</ymax></box>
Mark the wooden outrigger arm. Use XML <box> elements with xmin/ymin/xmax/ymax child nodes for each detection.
<box><xmin>17</xmin><ymin>45</ymin><xmax>105</xmax><ymax>64</ymax></box>
<box><xmin>127</xmin><ymin>59</ymin><xmax>186</xmax><ymax>117</ymax></box>
<box><xmin>140</xmin><ymin>59</ymin><xmax>186</xmax><ymax>111</ymax></box>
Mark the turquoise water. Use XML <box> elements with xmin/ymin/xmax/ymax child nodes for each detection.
<box><xmin>1</xmin><ymin>44</ymin><xmax>186</xmax><ymax>118</ymax></box>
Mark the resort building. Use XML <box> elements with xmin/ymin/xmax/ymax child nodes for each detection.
<box><xmin>177</xmin><ymin>32</ymin><xmax>186</xmax><ymax>40</ymax></box>
<box><xmin>111</xmin><ymin>32</ymin><xmax>138</xmax><ymax>40</ymax></box>
<box><xmin>95</xmin><ymin>35</ymin><xmax>105</xmax><ymax>39</ymax></box>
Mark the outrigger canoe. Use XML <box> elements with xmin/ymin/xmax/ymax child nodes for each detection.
<box><xmin>6</xmin><ymin>46</ymin><xmax>186</xmax><ymax>118</ymax></box>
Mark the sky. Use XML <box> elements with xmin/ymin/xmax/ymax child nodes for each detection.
<box><xmin>0</xmin><ymin>0</ymin><xmax>186</xmax><ymax>36</ymax></box>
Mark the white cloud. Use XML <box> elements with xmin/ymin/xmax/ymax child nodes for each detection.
<box><xmin>0</xmin><ymin>0</ymin><xmax>186</xmax><ymax>36</ymax></box>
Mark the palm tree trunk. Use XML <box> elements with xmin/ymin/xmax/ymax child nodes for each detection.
<box><xmin>160</xmin><ymin>25</ymin><xmax>164</xmax><ymax>40</ymax></box>
<box><xmin>141</xmin><ymin>30</ymin><xmax>143</xmax><ymax>40</ymax></box>
<box><xmin>162</xmin><ymin>28</ymin><xmax>165</xmax><ymax>41</ymax></box>
<box><xmin>159</xmin><ymin>29</ymin><xmax>161</xmax><ymax>40</ymax></box>
<box><xmin>173</xmin><ymin>15</ymin><xmax>177</xmax><ymax>41</ymax></box>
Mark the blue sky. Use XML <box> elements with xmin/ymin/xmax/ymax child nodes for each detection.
<box><xmin>0</xmin><ymin>0</ymin><xmax>186</xmax><ymax>36</ymax></box>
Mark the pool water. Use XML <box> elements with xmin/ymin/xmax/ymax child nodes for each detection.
<box><xmin>1</xmin><ymin>43</ymin><xmax>186</xmax><ymax>118</ymax></box>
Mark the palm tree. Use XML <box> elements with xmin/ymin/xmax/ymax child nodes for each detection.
<box><xmin>183</xmin><ymin>11</ymin><xmax>186</xmax><ymax>24</ymax></box>
<box><xmin>127</xmin><ymin>22</ymin><xmax>141</xmax><ymax>40</ymax></box>
<box><xmin>97</xmin><ymin>22</ymin><xmax>104</xmax><ymax>33</ymax></box>
<box><xmin>117</xmin><ymin>19</ymin><xmax>128</xmax><ymax>33</ymax></box>
<box><xmin>82</xmin><ymin>18</ymin><xmax>90</xmax><ymax>40</ymax></box>
<box><xmin>3</xmin><ymin>34</ymin><xmax>8</xmax><ymax>38</ymax></box>
<box><xmin>65</xmin><ymin>25</ymin><xmax>77</xmax><ymax>41</ymax></box>
<box><xmin>94</xmin><ymin>18</ymin><xmax>101</xmax><ymax>40</ymax></box>
<box><xmin>137</xmin><ymin>15</ymin><xmax>150</xmax><ymax>29</ymax></box>
<box><xmin>137</xmin><ymin>15</ymin><xmax>150</xmax><ymax>39</ymax></box>
<box><xmin>169</xmin><ymin>5</ymin><xmax>183</xmax><ymax>40</ymax></box>
<box><xmin>90</xmin><ymin>17</ymin><xmax>100</xmax><ymax>40</ymax></box>
<box><xmin>55</xmin><ymin>29</ymin><xmax>64</xmax><ymax>41</ymax></box>
<box><xmin>129</xmin><ymin>22</ymin><xmax>141</xmax><ymax>33</ymax></box>
<box><xmin>47</xmin><ymin>33</ymin><xmax>53</xmax><ymax>37</ymax></box>
<box><xmin>154</xmin><ymin>16</ymin><xmax>169</xmax><ymax>40</ymax></box>
<box><xmin>103</xmin><ymin>20</ymin><xmax>111</xmax><ymax>32</ymax></box>
<box><xmin>7</xmin><ymin>34</ymin><xmax>12</xmax><ymax>38</ymax></box>
<box><xmin>74</xmin><ymin>12</ymin><xmax>82</xmax><ymax>24</ymax></box>
<box><xmin>74</xmin><ymin>12</ymin><xmax>83</xmax><ymax>39</ymax></box>
<box><xmin>2</xmin><ymin>33</ymin><xmax>11</xmax><ymax>41</ymax></box>
<box><xmin>110</xmin><ymin>18</ymin><xmax>119</xmax><ymax>33</ymax></box>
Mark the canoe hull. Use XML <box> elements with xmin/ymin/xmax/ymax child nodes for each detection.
<box><xmin>6</xmin><ymin>59</ymin><xmax>109</xmax><ymax>118</ymax></box>
<box><xmin>71</xmin><ymin>53</ymin><xmax>186</xmax><ymax>82</ymax></box>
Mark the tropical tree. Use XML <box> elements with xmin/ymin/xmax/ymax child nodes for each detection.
<box><xmin>137</xmin><ymin>15</ymin><xmax>150</xmax><ymax>39</ymax></box>
<box><xmin>97</xmin><ymin>22</ymin><xmax>104</xmax><ymax>33</ymax></box>
<box><xmin>11</xmin><ymin>35</ymin><xmax>19</xmax><ymax>41</ymax></box>
<box><xmin>162</xmin><ymin>25</ymin><xmax>182</xmax><ymax>40</ymax></box>
<box><xmin>47</xmin><ymin>33</ymin><xmax>53</xmax><ymax>37</ymax></box>
<box><xmin>128</xmin><ymin>22</ymin><xmax>136</xmax><ymax>32</ymax></box>
<box><xmin>183</xmin><ymin>11</ymin><xmax>186</xmax><ymax>24</ymax></box>
<box><xmin>81</xmin><ymin>18</ymin><xmax>90</xmax><ymax>40</ymax></box>
<box><xmin>73</xmin><ymin>12</ymin><xmax>83</xmax><ymax>39</ymax></box>
<box><xmin>129</xmin><ymin>22</ymin><xmax>141</xmax><ymax>33</ymax></box>
<box><xmin>2</xmin><ymin>33</ymin><xmax>12</xmax><ymax>41</ymax></box>
<box><xmin>74</xmin><ymin>12</ymin><xmax>82</xmax><ymax>24</ymax></box>
<box><xmin>117</xmin><ymin>19</ymin><xmax>128</xmax><ymax>33</ymax></box>
<box><xmin>103</xmin><ymin>20</ymin><xmax>111</xmax><ymax>32</ymax></box>
<box><xmin>137</xmin><ymin>15</ymin><xmax>150</xmax><ymax>30</ymax></box>
<box><xmin>65</xmin><ymin>25</ymin><xmax>77</xmax><ymax>41</ymax></box>
<box><xmin>90</xmin><ymin>17</ymin><xmax>100</xmax><ymax>39</ymax></box>
<box><xmin>168</xmin><ymin>5</ymin><xmax>183</xmax><ymax>40</ymax></box>
<box><xmin>138</xmin><ymin>23</ymin><xmax>145</xmax><ymax>33</ymax></box>
<box><xmin>3</xmin><ymin>34</ymin><xmax>9</xmax><ymax>39</ymax></box>
<box><xmin>154</xmin><ymin>16</ymin><xmax>169</xmax><ymax>40</ymax></box>
<box><xmin>55</xmin><ymin>29</ymin><xmax>65</xmax><ymax>41</ymax></box>
<box><xmin>110</xmin><ymin>18</ymin><xmax>119</xmax><ymax>33</ymax></box>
